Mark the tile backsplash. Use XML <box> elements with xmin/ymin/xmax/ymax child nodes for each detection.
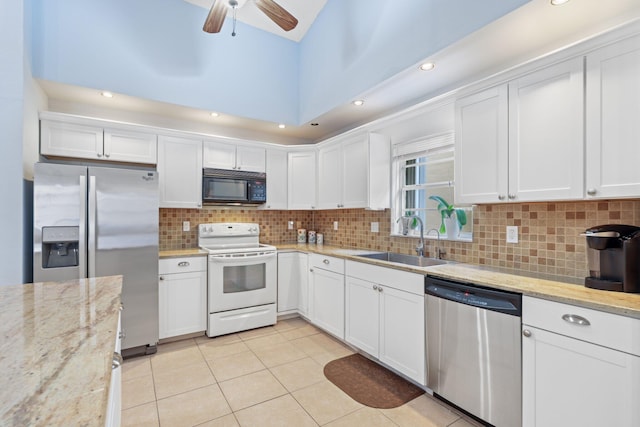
<box><xmin>160</xmin><ymin>199</ymin><xmax>640</xmax><ymax>281</ymax></box>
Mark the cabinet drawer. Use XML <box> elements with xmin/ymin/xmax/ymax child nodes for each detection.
<box><xmin>310</xmin><ymin>254</ymin><xmax>344</xmax><ymax>274</ymax></box>
<box><xmin>159</xmin><ymin>256</ymin><xmax>207</xmax><ymax>274</ymax></box>
<box><xmin>346</xmin><ymin>261</ymin><xmax>424</xmax><ymax>296</ymax></box>
<box><xmin>523</xmin><ymin>296</ymin><xmax>640</xmax><ymax>355</ymax></box>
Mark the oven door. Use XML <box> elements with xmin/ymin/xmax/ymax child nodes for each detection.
<box><xmin>208</xmin><ymin>251</ymin><xmax>276</xmax><ymax>313</ymax></box>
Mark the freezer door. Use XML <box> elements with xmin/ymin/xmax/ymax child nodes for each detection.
<box><xmin>88</xmin><ymin>166</ymin><xmax>159</xmax><ymax>350</ymax></box>
<box><xmin>33</xmin><ymin>163</ymin><xmax>88</xmax><ymax>283</ymax></box>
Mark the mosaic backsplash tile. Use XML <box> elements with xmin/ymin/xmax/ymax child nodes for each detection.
<box><xmin>160</xmin><ymin>199</ymin><xmax>640</xmax><ymax>281</ymax></box>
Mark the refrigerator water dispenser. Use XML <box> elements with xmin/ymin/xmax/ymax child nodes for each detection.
<box><xmin>42</xmin><ymin>226</ymin><xmax>79</xmax><ymax>269</ymax></box>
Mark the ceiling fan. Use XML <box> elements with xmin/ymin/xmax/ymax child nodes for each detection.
<box><xmin>203</xmin><ymin>0</ymin><xmax>298</xmax><ymax>36</ymax></box>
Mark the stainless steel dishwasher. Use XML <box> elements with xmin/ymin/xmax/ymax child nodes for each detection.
<box><xmin>425</xmin><ymin>276</ymin><xmax>522</xmax><ymax>427</ymax></box>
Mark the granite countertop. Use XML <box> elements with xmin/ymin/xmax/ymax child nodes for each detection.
<box><xmin>276</xmin><ymin>243</ymin><xmax>640</xmax><ymax>319</ymax></box>
<box><xmin>0</xmin><ymin>276</ymin><xmax>123</xmax><ymax>427</ymax></box>
<box><xmin>159</xmin><ymin>248</ymin><xmax>208</xmax><ymax>258</ymax></box>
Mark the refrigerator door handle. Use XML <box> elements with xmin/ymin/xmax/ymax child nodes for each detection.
<box><xmin>79</xmin><ymin>175</ymin><xmax>88</xmax><ymax>278</ymax></box>
<box><xmin>88</xmin><ymin>175</ymin><xmax>97</xmax><ymax>278</ymax></box>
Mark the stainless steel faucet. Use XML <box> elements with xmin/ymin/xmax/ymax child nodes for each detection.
<box><xmin>400</xmin><ymin>215</ymin><xmax>425</xmax><ymax>257</ymax></box>
<box><xmin>426</xmin><ymin>228</ymin><xmax>445</xmax><ymax>259</ymax></box>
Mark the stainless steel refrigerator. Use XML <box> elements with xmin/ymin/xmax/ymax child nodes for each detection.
<box><xmin>33</xmin><ymin>163</ymin><xmax>159</xmax><ymax>353</ymax></box>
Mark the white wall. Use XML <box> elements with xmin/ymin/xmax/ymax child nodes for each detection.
<box><xmin>0</xmin><ymin>0</ymin><xmax>26</xmax><ymax>285</ymax></box>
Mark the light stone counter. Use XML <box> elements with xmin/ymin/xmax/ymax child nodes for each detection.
<box><xmin>0</xmin><ymin>276</ymin><xmax>123</xmax><ymax>426</ymax></box>
<box><xmin>159</xmin><ymin>248</ymin><xmax>208</xmax><ymax>258</ymax></box>
<box><xmin>276</xmin><ymin>243</ymin><xmax>640</xmax><ymax>319</ymax></box>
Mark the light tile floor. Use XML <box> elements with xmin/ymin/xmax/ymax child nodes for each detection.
<box><xmin>121</xmin><ymin>318</ymin><xmax>483</xmax><ymax>427</ymax></box>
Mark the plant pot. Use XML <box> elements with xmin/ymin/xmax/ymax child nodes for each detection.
<box><xmin>444</xmin><ymin>214</ymin><xmax>460</xmax><ymax>239</ymax></box>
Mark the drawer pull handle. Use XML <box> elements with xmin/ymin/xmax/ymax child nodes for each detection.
<box><xmin>562</xmin><ymin>314</ymin><xmax>591</xmax><ymax>326</ymax></box>
<box><xmin>178</xmin><ymin>261</ymin><xmax>190</xmax><ymax>267</ymax></box>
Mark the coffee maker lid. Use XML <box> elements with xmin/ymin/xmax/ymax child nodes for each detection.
<box><xmin>584</xmin><ymin>224</ymin><xmax>640</xmax><ymax>239</ymax></box>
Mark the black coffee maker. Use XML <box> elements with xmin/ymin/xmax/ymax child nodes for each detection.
<box><xmin>583</xmin><ymin>224</ymin><xmax>640</xmax><ymax>293</ymax></box>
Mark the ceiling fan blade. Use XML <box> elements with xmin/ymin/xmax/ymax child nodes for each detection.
<box><xmin>203</xmin><ymin>0</ymin><xmax>227</xmax><ymax>33</ymax></box>
<box><xmin>254</xmin><ymin>0</ymin><xmax>298</xmax><ymax>32</ymax></box>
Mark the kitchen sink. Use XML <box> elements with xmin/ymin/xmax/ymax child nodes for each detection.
<box><xmin>355</xmin><ymin>252</ymin><xmax>453</xmax><ymax>267</ymax></box>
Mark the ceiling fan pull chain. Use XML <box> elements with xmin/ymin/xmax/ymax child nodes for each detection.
<box><xmin>232</xmin><ymin>5</ymin><xmax>238</xmax><ymax>37</ymax></box>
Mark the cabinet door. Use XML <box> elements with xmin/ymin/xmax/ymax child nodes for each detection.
<box><xmin>310</xmin><ymin>268</ymin><xmax>345</xmax><ymax>339</ymax></box>
<box><xmin>298</xmin><ymin>254</ymin><xmax>310</xmax><ymax>316</ymax></box>
<box><xmin>203</xmin><ymin>140</ymin><xmax>236</xmax><ymax>170</ymax></box>
<box><xmin>236</xmin><ymin>146</ymin><xmax>266</xmax><ymax>172</ymax></box>
<box><xmin>262</xmin><ymin>149</ymin><xmax>288</xmax><ymax>209</ymax></box>
<box><xmin>317</xmin><ymin>143</ymin><xmax>343</xmax><ymax>209</ymax></box>
<box><xmin>454</xmin><ymin>86</ymin><xmax>508</xmax><ymax>204</ymax></box>
<box><xmin>159</xmin><ymin>271</ymin><xmax>207</xmax><ymax>339</ymax></box>
<box><xmin>104</xmin><ymin>128</ymin><xmax>157</xmax><ymax>164</ymax></box>
<box><xmin>288</xmin><ymin>150</ymin><xmax>317</xmax><ymax>210</ymax></box>
<box><xmin>508</xmin><ymin>57</ymin><xmax>584</xmax><ymax>202</ymax></box>
<box><xmin>522</xmin><ymin>326</ymin><xmax>640</xmax><ymax>427</ymax></box>
<box><xmin>341</xmin><ymin>136</ymin><xmax>369</xmax><ymax>208</ymax></box>
<box><xmin>277</xmin><ymin>252</ymin><xmax>304</xmax><ymax>314</ymax></box>
<box><xmin>379</xmin><ymin>285</ymin><xmax>426</xmax><ymax>385</ymax></box>
<box><xmin>40</xmin><ymin>120</ymin><xmax>103</xmax><ymax>160</ymax></box>
<box><xmin>158</xmin><ymin>136</ymin><xmax>203</xmax><ymax>209</ymax></box>
<box><xmin>345</xmin><ymin>276</ymin><xmax>379</xmax><ymax>357</ymax></box>
<box><xmin>586</xmin><ymin>34</ymin><xmax>640</xmax><ymax>199</ymax></box>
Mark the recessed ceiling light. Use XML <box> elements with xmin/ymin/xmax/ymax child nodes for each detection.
<box><xmin>210</xmin><ymin>112</ymin><xmax>220</xmax><ymax>117</ymax></box>
<box><xmin>278</xmin><ymin>124</ymin><xmax>286</xmax><ymax>129</ymax></box>
<box><xmin>101</xmin><ymin>91</ymin><xmax>113</xmax><ymax>98</ymax></box>
<box><xmin>310</xmin><ymin>123</ymin><xmax>319</xmax><ymax>127</ymax></box>
<box><xmin>419</xmin><ymin>62</ymin><xmax>435</xmax><ymax>71</ymax></box>
<box><xmin>550</xmin><ymin>0</ymin><xmax>569</xmax><ymax>5</ymax></box>
<box><xmin>352</xmin><ymin>100</ymin><xmax>364</xmax><ymax>107</ymax></box>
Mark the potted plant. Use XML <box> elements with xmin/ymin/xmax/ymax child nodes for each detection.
<box><xmin>428</xmin><ymin>195</ymin><xmax>467</xmax><ymax>239</ymax></box>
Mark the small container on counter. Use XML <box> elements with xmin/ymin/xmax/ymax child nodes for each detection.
<box><xmin>317</xmin><ymin>233</ymin><xmax>324</xmax><ymax>245</ymax></box>
<box><xmin>297</xmin><ymin>229</ymin><xmax>307</xmax><ymax>243</ymax></box>
<box><xmin>308</xmin><ymin>230</ymin><xmax>317</xmax><ymax>244</ymax></box>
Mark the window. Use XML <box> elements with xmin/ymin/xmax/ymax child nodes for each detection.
<box><xmin>392</xmin><ymin>132</ymin><xmax>472</xmax><ymax>240</ymax></box>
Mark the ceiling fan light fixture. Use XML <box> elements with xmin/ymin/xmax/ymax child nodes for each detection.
<box><xmin>550</xmin><ymin>0</ymin><xmax>570</xmax><ymax>5</ymax></box>
<box><xmin>352</xmin><ymin>100</ymin><xmax>365</xmax><ymax>107</ymax></box>
<box><xmin>101</xmin><ymin>91</ymin><xmax>113</xmax><ymax>98</ymax></box>
<box><xmin>210</xmin><ymin>112</ymin><xmax>220</xmax><ymax>118</ymax></box>
<box><xmin>419</xmin><ymin>62</ymin><xmax>436</xmax><ymax>71</ymax></box>
<box><xmin>278</xmin><ymin>123</ymin><xmax>286</xmax><ymax>129</ymax></box>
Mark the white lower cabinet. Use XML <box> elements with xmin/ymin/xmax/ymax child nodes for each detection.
<box><xmin>345</xmin><ymin>261</ymin><xmax>426</xmax><ymax>386</ymax></box>
<box><xmin>277</xmin><ymin>251</ymin><xmax>307</xmax><ymax>315</ymax></box>
<box><xmin>522</xmin><ymin>296</ymin><xmax>640</xmax><ymax>427</ymax></box>
<box><xmin>158</xmin><ymin>257</ymin><xmax>207</xmax><ymax>339</ymax></box>
<box><xmin>308</xmin><ymin>255</ymin><xmax>345</xmax><ymax>339</ymax></box>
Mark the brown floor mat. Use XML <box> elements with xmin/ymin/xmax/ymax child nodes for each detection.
<box><xmin>323</xmin><ymin>353</ymin><xmax>424</xmax><ymax>409</ymax></box>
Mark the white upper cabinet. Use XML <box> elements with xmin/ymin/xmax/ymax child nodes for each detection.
<box><xmin>261</xmin><ymin>148</ymin><xmax>288</xmax><ymax>210</ymax></box>
<box><xmin>586</xmin><ymin>34</ymin><xmax>640</xmax><ymax>199</ymax></box>
<box><xmin>288</xmin><ymin>150</ymin><xmax>317</xmax><ymax>210</ymax></box>
<box><xmin>508</xmin><ymin>57</ymin><xmax>584</xmax><ymax>202</ymax></box>
<box><xmin>40</xmin><ymin>119</ymin><xmax>157</xmax><ymax>164</ymax></box>
<box><xmin>455</xmin><ymin>86</ymin><xmax>508</xmax><ymax>204</ymax></box>
<box><xmin>103</xmin><ymin>128</ymin><xmax>157</xmax><ymax>164</ymax></box>
<box><xmin>203</xmin><ymin>139</ymin><xmax>266</xmax><ymax>172</ymax></box>
<box><xmin>158</xmin><ymin>135</ymin><xmax>203</xmax><ymax>209</ymax></box>
<box><xmin>455</xmin><ymin>57</ymin><xmax>584</xmax><ymax>204</ymax></box>
<box><xmin>317</xmin><ymin>133</ymin><xmax>390</xmax><ymax>210</ymax></box>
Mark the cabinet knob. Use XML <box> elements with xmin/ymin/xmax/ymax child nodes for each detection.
<box><xmin>508</xmin><ymin>194</ymin><xmax>516</xmax><ymax>200</ymax></box>
<box><xmin>159</xmin><ymin>276</ymin><xmax>164</xmax><ymax>280</ymax></box>
<box><xmin>373</xmin><ymin>285</ymin><xmax>378</xmax><ymax>291</ymax></box>
<box><xmin>498</xmin><ymin>195</ymin><xmax>506</xmax><ymax>201</ymax></box>
<box><xmin>112</xmin><ymin>352</ymin><xmax>123</xmax><ymax>370</ymax></box>
<box><xmin>378</xmin><ymin>286</ymin><xmax>383</xmax><ymax>293</ymax></box>
<box><xmin>323</xmin><ymin>259</ymin><xmax>330</xmax><ymax>265</ymax></box>
<box><xmin>587</xmin><ymin>188</ymin><xmax>597</xmax><ymax>196</ymax></box>
<box><xmin>105</xmin><ymin>153</ymin><xmax>110</xmax><ymax>158</ymax></box>
<box><xmin>522</xmin><ymin>329</ymin><xmax>532</xmax><ymax>338</ymax></box>
<box><xmin>97</xmin><ymin>153</ymin><xmax>103</xmax><ymax>158</ymax></box>
<box><xmin>178</xmin><ymin>261</ymin><xmax>190</xmax><ymax>267</ymax></box>
<box><xmin>309</xmin><ymin>268</ymin><xmax>314</xmax><ymax>272</ymax></box>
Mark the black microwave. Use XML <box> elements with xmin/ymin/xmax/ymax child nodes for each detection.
<box><xmin>202</xmin><ymin>168</ymin><xmax>267</xmax><ymax>205</ymax></box>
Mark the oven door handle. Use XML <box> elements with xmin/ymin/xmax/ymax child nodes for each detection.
<box><xmin>209</xmin><ymin>252</ymin><xmax>276</xmax><ymax>263</ymax></box>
